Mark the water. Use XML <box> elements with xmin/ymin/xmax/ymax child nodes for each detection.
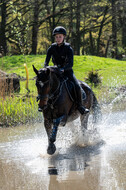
<box><xmin>0</xmin><ymin>110</ymin><xmax>126</xmax><ymax>190</ymax></box>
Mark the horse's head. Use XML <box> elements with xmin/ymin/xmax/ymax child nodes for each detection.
<box><xmin>33</xmin><ymin>65</ymin><xmax>51</xmax><ymax>110</ymax></box>
<box><xmin>33</xmin><ymin>65</ymin><xmax>59</xmax><ymax>110</ymax></box>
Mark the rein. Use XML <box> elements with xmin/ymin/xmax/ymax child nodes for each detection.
<box><xmin>36</xmin><ymin>70</ymin><xmax>68</xmax><ymax>109</ymax></box>
<box><xmin>36</xmin><ymin>77</ymin><xmax>62</xmax><ymax>104</ymax></box>
<box><xmin>48</xmin><ymin>78</ymin><xmax>67</xmax><ymax>109</ymax></box>
<box><xmin>49</xmin><ymin>81</ymin><xmax>60</xmax><ymax>100</ymax></box>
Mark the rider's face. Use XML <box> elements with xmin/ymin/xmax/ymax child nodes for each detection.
<box><xmin>55</xmin><ymin>34</ymin><xmax>65</xmax><ymax>45</ymax></box>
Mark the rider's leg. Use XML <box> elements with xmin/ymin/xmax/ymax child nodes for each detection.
<box><xmin>75</xmin><ymin>83</ymin><xmax>89</xmax><ymax>114</ymax></box>
<box><xmin>66</xmin><ymin>72</ymin><xmax>89</xmax><ymax>115</ymax></box>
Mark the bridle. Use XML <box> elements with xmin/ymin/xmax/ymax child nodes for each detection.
<box><xmin>36</xmin><ymin>76</ymin><xmax>61</xmax><ymax>103</ymax></box>
<box><xmin>36</xmin><ymin>75</ymin><xmax>67</xmax><ymax>108</ymax></box>
<box><xmin>36</xmin><ymin>94</ymin><xmax>49</xmax><ymax>102</ymax></box>
<box><xmin>36</xmin><ymin>79</ymin><xmax>50</xmax><ymax>102</ymax></box>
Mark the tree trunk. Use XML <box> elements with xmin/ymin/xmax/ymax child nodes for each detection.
<box><xmin>105</xmin><ymin>35</ymin><xmax>112</xmax><ymax>57</ymax></box>
<box><xmin>31</xmin><ymin>0</ymin><xmax>39</xmax><ymax>55</ymax></box>
<box><xmin>0</xmin><ymin>0</ymin><xmax>7</xmax><ymax>55</ymax></box>
<box><xmin>122</xmin><ymin>7</ymin><xmax>126</xmax><ymax>48</ymax></box>
<box><xmin>67</xmin><ymin>0</ymin><xmax>74</xmax><ymax>47</ymax></box>
<box><xmin>89</xmin><ymin>30</ymin><xmax>95</xmax><ymax>55</ymax></box>
<box><xmin>75</xmin><ymin>0</ymin><xmax>81</xmax><ymax>55</ymax></box>
<box><xmin>111</xmin><ymin>0</ymin><xmax>117</xmax><ymax>58</ymax></box>
<box><xmin>82</xmin><ymin>34</ymin><xmax>85</xmax><ymax>55</ymax></box>
<box><xmin>51</xmin><ymin>0</ymin><xmax>56</xmax><ymax>43</ymax></box>
<box><xmin>97</xmin><ymin>6</ymin><xmax>109</xmax><ymax>56</ymax></box>
<box><xmin>52</xmin><ymin>0</ymin><xmax>56</xmax><ymax>29</ymax></box>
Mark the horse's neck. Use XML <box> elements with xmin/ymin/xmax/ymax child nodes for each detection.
<box><xmin>50</xmin><ymin>73</ymin><xmax>60</xmax><ymax>93</ymax></box>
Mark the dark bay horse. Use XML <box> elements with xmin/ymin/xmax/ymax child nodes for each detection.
<box><xmin>33</xmin><ymin>65</ymin><xmax>101</xmax><ymax>155</ymax></box>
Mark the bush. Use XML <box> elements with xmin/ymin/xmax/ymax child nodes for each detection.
<box><xmin>85</xmin><ymin>70</ymin><xmax>102</xmax><ymax>87</ymax></box>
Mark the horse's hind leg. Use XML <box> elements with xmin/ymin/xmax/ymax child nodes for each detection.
<box><xmin>80</xmin><ymin>113</ymin><xmax>89</xmax><ymax>130</ymax></box>
<box><xmin>76</xmin><ymin>114</ymin><xmax>90</xmax><ymax>146</ymax></box>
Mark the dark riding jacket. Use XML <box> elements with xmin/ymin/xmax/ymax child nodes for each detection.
<box><xmin>44</xmin><ymin>42</ymin><xmax>86</xmax><ymax>105</ymax></box>
<box><xmin>44</xmin><ymin>42</ymin><xmax>73</xmax><ymax>73</ymax></box>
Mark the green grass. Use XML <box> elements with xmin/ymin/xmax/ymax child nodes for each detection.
<box><xmin>1</xmin><ymin>54</ymin><xmax>126</xmax><ymax>87</ymax></box>
<box><xmin>73</xmin><ymin>55</ymin><xmax>126</xmax><ymax>87</ymax></box>
<box><xmin>0</xmin><ymin>55</ymin><xmax>45</xmax><ymax>79</ymax></box>
<box><xmin>0</xmin><ymin>95</ymin><xmax>41</xmax><ymax>127</ymax></box>
<box><xmin>0</xmin><ymin>55</ymin><xmax>126</xmax><ymax>126</ymax></box>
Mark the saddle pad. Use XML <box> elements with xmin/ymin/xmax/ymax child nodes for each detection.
<box><xmin>65</xmin><ymin>80</ymin><xmax>86</xmax><ymax>102</ymax></box>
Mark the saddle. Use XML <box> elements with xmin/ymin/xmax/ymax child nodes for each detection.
<box><xmin>61</xmin><ymin>77</ymin><xmax>86</xmax><ymax>102</ymax></box>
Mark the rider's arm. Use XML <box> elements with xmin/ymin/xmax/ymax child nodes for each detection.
<box><xmin>44</xmin><ymin>46</ymin><xmax>52</xmax><ymax>68</ymax></box>
<box><xmin>63</xmin><ymin>46</ymin><xmax>73</xmax><ymax>71</ymax></box>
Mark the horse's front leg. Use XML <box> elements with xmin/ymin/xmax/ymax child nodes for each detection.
<box><xmin>49</xmin><ymin>119</ymin><xmax>59</xmax><ymax>143</ymax></box>
<box><xmin>45</xmin><ymin>116</ymin><xmax>66</xmax><ymax>155</ymax></box>
<box><xmin>48</xmin><ymin>117</ymin><xmax>62</xmax><ymax>155</ymax></box>
<box><xmin>44</xmin><ymin>118</ymin><xmax>56</xmax><ymax>155</ymax></box>
<box><xmin>49</xmin><ymin>115</ymin><xmax>66</xmax><ymax>143</ymax></box>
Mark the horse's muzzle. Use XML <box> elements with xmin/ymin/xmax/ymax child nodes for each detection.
<box><xmin>38</xmin><ymin>99</ymin><xmax>48</xmax><ymax>111</ymax></box>
<box><xmin>38</xmin><ymin>104</ymin><xmax>47</xmax><ymax>112</ymax></box>
<box><xmin>37</xmin><ymin>94</ymin><xmax>48</xmax><ymax>111</ymax></box>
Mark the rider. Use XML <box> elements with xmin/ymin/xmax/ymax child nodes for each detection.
<box><xmin>44</xmin><ymin>26</ymin><xmax>89</xmax><ymax>115</ymax></box>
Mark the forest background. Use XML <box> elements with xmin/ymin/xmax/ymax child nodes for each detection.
<box><xmin>0</xmin><ymin>0</ymin><xmax>126</xmax><ymax>126</ymax></box>
<box><xmin>0</xmin><ymin>0</ymin><xmax>126</xmax><ymax>58</ymax></box>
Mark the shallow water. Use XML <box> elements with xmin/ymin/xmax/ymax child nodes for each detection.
<box><xmin>0</xmin><ymin>111</ymin><xmax>126</xmax><ymax>190</ymax></box>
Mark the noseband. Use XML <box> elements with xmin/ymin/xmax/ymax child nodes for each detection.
<box><xmin>36</xmin><ymin>94</ymin><xmax>49</xmax><ymax>102</ymax></box>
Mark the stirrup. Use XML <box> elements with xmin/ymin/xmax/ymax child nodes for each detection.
<box><xmin>78</xmin><ymin>105</ymin><xmax>89</xmax><ymax>115</ymax></box>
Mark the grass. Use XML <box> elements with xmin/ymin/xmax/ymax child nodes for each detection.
<box><xmin>0</xmin><ymin>54</ymin><xmax>126</xmax><ymax>126</ymax></box>
<box><xmin>1</xmin><ymin>55</ymin><xmax>126</xmax><ymax>86</ymax></box>
<box><xmin>74</xmin><ymin>55</ymin><xmax>126</xmax><ymax>87</ymax></box>
<box><xmin>0</xmin><ymin>95</ymin><xmax>41</xmax><ymax>127</ymax></box>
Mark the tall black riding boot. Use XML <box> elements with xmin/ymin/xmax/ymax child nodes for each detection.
<box><xmin>76</xmin><ymin>87</ymin><xmax>89</xmax><ymax>115</ymax></box>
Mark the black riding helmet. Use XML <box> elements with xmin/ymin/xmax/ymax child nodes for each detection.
<box><xmin>52</xmin><ymin>26</ymin><xmax>67</xmax><ymax>36</ymax></box>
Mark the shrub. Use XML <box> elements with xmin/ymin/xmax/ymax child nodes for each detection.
<box><xmin>85</xmin><ymin>70</ymin><xmax>102</xmax><ymax>87</ymax></box>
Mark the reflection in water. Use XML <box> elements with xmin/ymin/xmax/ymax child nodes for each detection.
<box><xmin>0</xmin><ymin>111</ymin><xmax>126</xmax><ymax>190</ymax></box>
<box><xmin>48</xmin><ymin>167</ymin><xmax>58</xmax><ymax>175</ymax></box>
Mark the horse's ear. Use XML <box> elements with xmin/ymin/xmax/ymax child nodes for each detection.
<box><xmin>32</xmin><ymin>65</ymin><xmax>38</xmax><ymax>75</ymax></box>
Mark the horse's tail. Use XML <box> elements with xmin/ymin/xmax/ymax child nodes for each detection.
<box><xmin>92</xmin><ymin>93</ymin><xmax>102</xmax><ymax>124</ymax></box>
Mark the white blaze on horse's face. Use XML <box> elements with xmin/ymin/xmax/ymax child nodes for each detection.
<box><xmin>36</xmin><ymin>79</ymin><xmax>50</xmax><ymax>109</ymax></box>
<box><xmin>39</xmin><ymin>81</ymin><xmax>44</xmax><ymax>88</ymax></box>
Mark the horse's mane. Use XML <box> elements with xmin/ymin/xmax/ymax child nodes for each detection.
<box><xmin>45</xmin><ymin>66</ymin><xmax>59</xmax><ymax>74</ymax></box>
<box><xmin>36</xmin><ymin>66</ymin><xmax>61</xmax><ymax>85</ymax></box>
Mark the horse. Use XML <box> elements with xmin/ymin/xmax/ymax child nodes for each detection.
<box><xmin>33</xmin><ymin>65</ymin><xmax>101</xmax><ymax>155</ymax></box>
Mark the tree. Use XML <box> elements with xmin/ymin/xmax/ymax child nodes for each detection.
<box><xmin>96</xmin><ymin>5</ymin><xmax>109</xmax><ymax>56</ymax></box>
<box><xmin>111</xmin><ymin>0</ymin><xmax>117</xmax><ymax>58</ymax></box>
<box><xmin>0</xmin><ymin>0</ymin><xmax>125</xmax><ymax>57</ymax></box>
<box><xmin>74</xmin><ymin>0</ymin><xmax>81</xmax><ymax>55</ymax></box>
<box><xmin>0</xmin><ymin>0</ymin><xmax>7</xmax><ymax>55</ymax></box>
<box><xmin>118</xmin><ymin>0</ymin><xmax>126</xmax><ymax>49</ymax></box>
<box><xmin>31</xmin><ymin>0</ymin><xmax>40</xmax><ymax>54</ymax></box>
<box><xmin>0</xmin><ymin>0</ymin><xmax>32</xmax><ymax>54</ymax></box>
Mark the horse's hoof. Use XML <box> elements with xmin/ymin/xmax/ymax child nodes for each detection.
<box><xmin>47</xmin><ymin>143</ymin><xmax>56</xmax><ymax>155</ymax></box>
